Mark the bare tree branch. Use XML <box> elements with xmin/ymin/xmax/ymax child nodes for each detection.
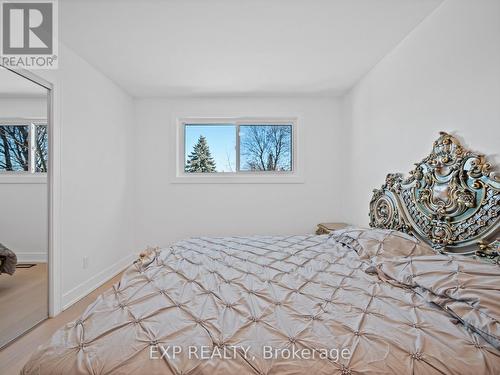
<box><xmin>240</xmin><ymin>125</ymin><xmax>291</xmax><ymax>171</ymax></box>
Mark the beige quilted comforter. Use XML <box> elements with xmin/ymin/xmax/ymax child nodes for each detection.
<box><xmin>22</xmin><ymin>232</ymin><xmax>500</xmax><ymax>374</ymax></box>
<box><xmin>0</xmin><ymin>242</ymin><xmax>17</xmax><ymax>275</ymax></box>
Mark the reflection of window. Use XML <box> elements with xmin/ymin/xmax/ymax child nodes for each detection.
<box><xmin>182</xmin><ymin>119</ymin><xmax>295</xmax><ymax>174</ymax></box>
<box><xmin>0</xmin><ymin>122</ymin><xmax>48</xmax><ymax>173</ymax></box>
<box><xmin>35</xmin><ymin>125</ymin><xmax>48</xmax><ymax>172</ymax></box>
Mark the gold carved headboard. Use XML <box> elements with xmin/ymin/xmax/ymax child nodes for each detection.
<box><xmin>369</xmin><ymin>132</ymin><xmax>499</xmax><ymax>254</ymax></box>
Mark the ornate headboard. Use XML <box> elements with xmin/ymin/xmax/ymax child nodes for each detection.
<box><xmin>369</xmin><ymin>132</ymin><xmax>499</xmax><ymax>255</ymax></box>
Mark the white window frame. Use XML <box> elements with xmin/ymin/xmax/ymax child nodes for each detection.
<box><xmin>0</xmin><ymin>118</ymin><xmax>48</xmax><ymax>184</ymax></box>
<box><xmin>175</xmin><ymin>117</ymin><xmax>303</xmax><ymax>184</ymax></box>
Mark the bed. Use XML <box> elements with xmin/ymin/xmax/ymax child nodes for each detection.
<box><xmin>0</xmin><ymin>242</ymin><xmax>17</xmax><ymax>275</ymax></box>
<box><xmin>22</xmin><ymin>132</ymin><xmax>500</xmax><ymax>374</ymax></box>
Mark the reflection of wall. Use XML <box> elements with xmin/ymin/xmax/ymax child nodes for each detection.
<box><xmin>0</xmin><ymin>96</ymin><xmax>48</xmax><ymax>262</ymax></box>
<box><xmin>0</xmin><ymin>183</ymin><xmax>47</xmax><ymax>261</ymax></box>
<box><xmin>0</xmin><ymin>97</ymin><xmax>46</xmax><ymax>118</ymax></box>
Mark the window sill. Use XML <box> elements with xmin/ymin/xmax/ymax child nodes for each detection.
<box><xmin>171</xmin><ymin>174</ymin><xmax>304</xmax><ymax>184</ymax></box>
<box><xmin>0</xmin><ymin>174</ymin><xmax>47</xmax><ymax>184</ymax></box>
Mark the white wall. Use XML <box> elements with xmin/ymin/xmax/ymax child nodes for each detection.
<box><xmin>343</xmin><ymin>0</ymin><xmax>500</xmax><ymax>226</ymax></box>
<box><xmin>0</xmin><ymin>97</ymin><xmax>48</xmax><ymax>262</ymax></box>
<box><xmin>134</xmin><ymin>97</ymin><xmax>346</xmax><ymax>249</ymax></box>
<box><xmin>38</xmin><ymin>43</ymin><xmax>135</xmax><ymax>310</ymax></box>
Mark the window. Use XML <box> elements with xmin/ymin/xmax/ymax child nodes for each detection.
<box><xmin>181</xmin><ymin>118</ymin><xmax>295</xmax><ymax>177</ymax></box>
<box><xmin>0</xmin><ymin>121</ymin><xmax>48</xmax><ymax>174</ymax></box>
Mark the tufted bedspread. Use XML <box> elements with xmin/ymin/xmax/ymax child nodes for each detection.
<box><xmin>0</xmin><ymin>242</ymin><xmax>17</xmax><ymax>275</ymax></box>
<box><xmin>22</xmin><ymin>234</ymin><xmax>500</xmax><ymax>374</ymax></box>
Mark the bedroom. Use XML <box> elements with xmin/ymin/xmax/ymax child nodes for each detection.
<box><xmin>0</xmin><ymin>0</ymin><xmax>499</xmax><ymax>374</ymax></box>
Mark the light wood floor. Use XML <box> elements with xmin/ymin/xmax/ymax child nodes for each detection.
<box><xmin>0</xmin><ymin>271</ymin><xmax>123</xmax><ymax>375</ymax></box>
<box><xmin>0</xmin><ymin>263</ymin><xmax>48</xmax><ymax>348</ymax></box>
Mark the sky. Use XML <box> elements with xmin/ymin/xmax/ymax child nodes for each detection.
<box><xmin>185</xmin><ymin>124</ymin><xmax>236</xmax><ymax>172</ymax></box>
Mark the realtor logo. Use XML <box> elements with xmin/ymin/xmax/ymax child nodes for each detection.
<box><xmin>0</xmin><ymin>0</ymin><xmax>58</xmax><ymax>69</ymax></box>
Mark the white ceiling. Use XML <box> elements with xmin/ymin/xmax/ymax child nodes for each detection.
<box><xmin>60</xmin><ymin>0</ymin><xmax>443</xmax><ymax>97</ymax></box>
<box><xmin>0</xmin><ymin>67</ymin><xmax>48</xmax><ymax>97</ymax></box>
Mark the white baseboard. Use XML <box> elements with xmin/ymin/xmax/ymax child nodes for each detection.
<box><xmin>17</xmin><ymin>252</ymin><xmax>48</xmax><ymax>263</ymax></box>
<box><xmin>61</xmin><ymin>252</ymin><xmax>136</xmax><ymax>310</ymax></box>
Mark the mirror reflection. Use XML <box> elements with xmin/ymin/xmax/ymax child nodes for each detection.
<box><xmin>0</xmin><ymin>66</ymin><xmax>49</xmax><ymax>348</ymax></box>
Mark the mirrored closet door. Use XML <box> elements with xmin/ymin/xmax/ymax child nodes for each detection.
<box><xmin>0</xmin><ymin>66</ymin><xmax>49</xmax><ymax>348</ymax></box>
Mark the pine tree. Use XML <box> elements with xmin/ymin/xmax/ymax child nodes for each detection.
<box><xmin>185</xmin><ymin>135</ymin><xmax>217</xmax><ymax>172</ymax></box>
